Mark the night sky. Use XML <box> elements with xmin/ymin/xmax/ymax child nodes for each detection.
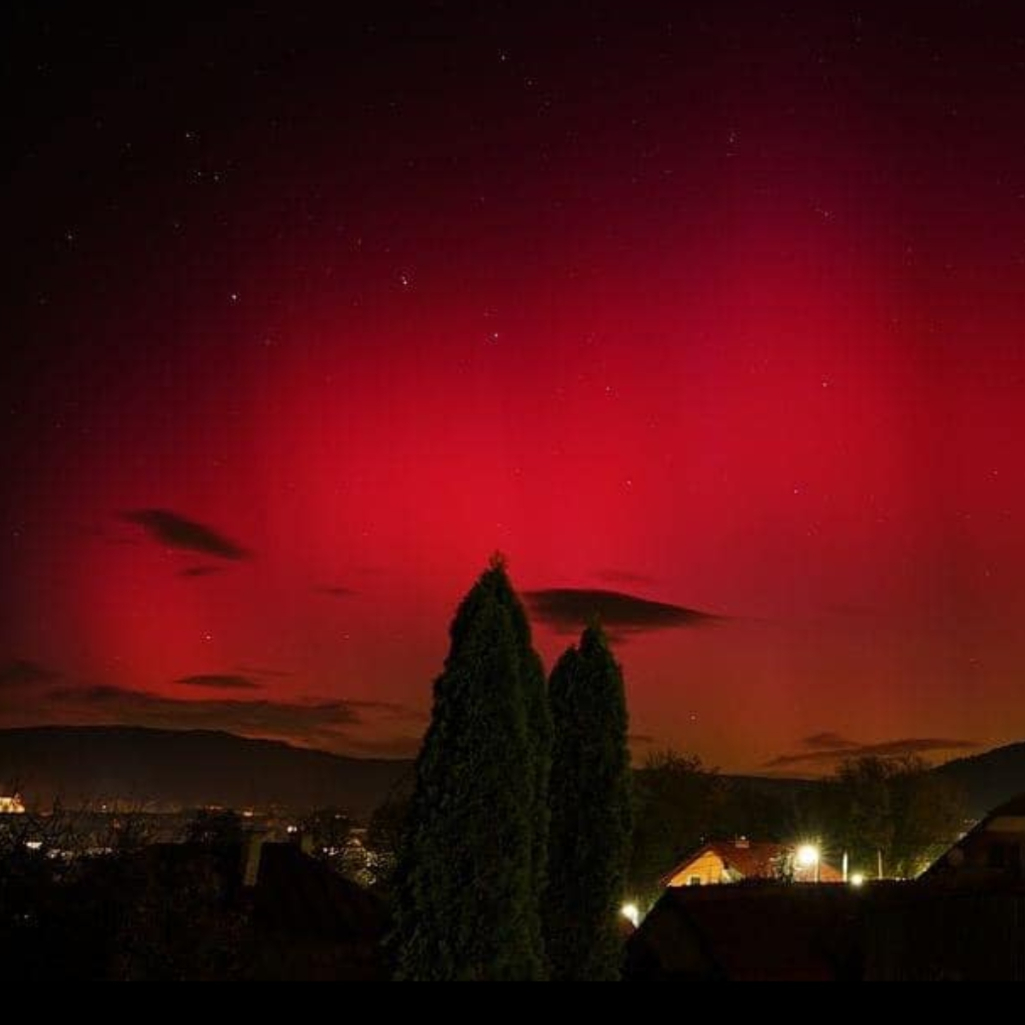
<box><xmin>4</xmin><ymin>3</ymin><xmax>1025</xmax><ymax>773</ymax></box>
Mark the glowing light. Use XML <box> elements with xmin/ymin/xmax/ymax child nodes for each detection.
<box><xmin>621</xmin><ymin>903</ymin><xmax>640</xmax><ymax>928</ymax></box>
<box><xmin>850</xmin><ymin>873</ymin><xmax>866</xmax><ymax>888</ymax></box>
<box><xmin>796</xmin><ymin>844</ymin><xmax>820</xmax><ymax>869</ymax></box>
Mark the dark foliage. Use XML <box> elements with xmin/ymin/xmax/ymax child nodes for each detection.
<box><xmin>824</xmin><ymin>756</ymin><xmax>967</xmax><ymax>879</ymax></box>
<box><xmin>545</xmin><ymin>625</ymin><xmax>632</xmax><ymax>980</ymax></box>
<box><xmin>628</xmin><ymin>750</ymin><xmax>724</xmax><ymax>901</ymax></box>
<box><xmin>391</xmin><ymin>558</ymin><xmax>548</xmax><ymax>980</ymax></box>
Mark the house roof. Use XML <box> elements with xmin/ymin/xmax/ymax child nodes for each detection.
<box><xmin>923</xmin><ymin>792</ymin><xmax>1025</xmax><ymax>880</ymax></box>
<box><xmin>628</xmin><ymin>884</ymin><xmax>865</xmax><ymax>981</ymax></box>
<box><xmin>627</xmin><ymin>882</ymin><xmax>1025</xmax><ymax>981</ymax></box>
<box><xmin>662</xmin><ymin>841</ymin><xmax>785</xmax><ymax>883</ymax></box>
<box><xmin>987</xmin><ymin>793</ymin><xmax>1025</xmax><ymax>819</ymax></box>
<box><xmin>663</xmin><ymin>840</ymin><xmax>845</xmax><ymax>884</ymax></box>
<box><xmin>253</xmin><ymin>843</ymin><xmax>386</xmax><ymax>942</ymax></box>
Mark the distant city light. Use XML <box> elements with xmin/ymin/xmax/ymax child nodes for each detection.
<box><xmin>0</xmin><ymin>795</ymin><xmax>26</xmax><ymax>815</ymax></box>
<box><xmin>621</xmin><ymin>903</ymin><xmax>640</xmax><ymax>928</ymax></box>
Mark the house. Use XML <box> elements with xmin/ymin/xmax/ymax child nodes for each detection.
<box><xmin>625</xmin><ymin>884</ymin><xmax>865</xmax><ymax>981</ymax></box>
<box><xmin>625</xmin><ymin>881</ymin><xmax>1025</xmax><ymax>981</ymax></box>
<box><xmin>662</xmin><ymin>838</ymin><xmax>843</xmax><ymax>887</ymax></box>
<box><xmin>628</xmin><ymin>798</ymin><xmax>1025</xmax><ymax>981</ymax></box>
<box><xmin>247</xmin><ymin>841</ymin><xmax>387</xmax><ymax>980</ymax></box>
<box><xmin>922</xmin><ymin>793</ymin><xmax>1025</xmax><ymax>884</ymax></box>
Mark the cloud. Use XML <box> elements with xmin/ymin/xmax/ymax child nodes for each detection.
<box><xmin>317</xmin><ymin>586</ymin><xmax>357</xmax><ymax>598</ymax></box>
<box><xmin>180</xmin><ymin>565</ymin><xmax>226</xmax><ymax>579</ymax></box>
<box><xmin>48</xmin><ymin>685</ymin><xmax>360</xmax><ymax>742</ymax></box>
<box><xmin>765</xmin><ymin>736</ymin><xmax>980</xmax><ymax>771</ymax></box>
<box><xmin>175</xmin><ymin>674</ymin><xmax>262</xmax><ymax>691</ymax></box>
<box><xmin>0</xmin><ymin>659</ymin><xmax>61</xmax><ymax>689</ymax></box>
<box><xmin>801</xmin><ymin>732</ymin><xmax>861</xmax><ymax>751</ymax></box>
<box><xmin>44</xmin><ymin>684</ymin><xmax>427</xmax><ymax>751</ymax></box>
<box><xmin>122</xmin><ymin>509</ymin><xmax>249</xmax><ymax>561</ymax></box>
<box><xmin>525</xmin><ymin>588</ymin><xmax>718</xmax><ymax>635</ymax></box>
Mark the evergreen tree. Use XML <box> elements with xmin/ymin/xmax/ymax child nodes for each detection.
<box><xmin>487</xmin><ymin>561</ymin><xmax>551</xmax><ymax>969</ymax></box>
<box><xmin>391</xmin><ymin>557</ymin><xmax>548</xmax><ymax>980</ymax></box>
<box><xmin>545</xmin><ymin>625</ymin><xmax>632</xmax><ymax>981</ymax></box>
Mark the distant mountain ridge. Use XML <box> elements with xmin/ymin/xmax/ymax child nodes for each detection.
<box><xmin>932</xmin><ymin>741</ymin><xmax>1025</xmax><ymax>819</ymax></box>
<box><xmin>1</xmin><ymin>726</ymin><xmax>1021</xmax><ymax>822</ymax></box>
<box><xmin>0</xmin><ymin>726</ymin><xmax>411</xmax><ymax>820</ymax></box>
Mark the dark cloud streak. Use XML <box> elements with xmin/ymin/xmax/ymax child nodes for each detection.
<box><xmin>123</xmin><ymin>509</ymin><xmax>249</xmax><ymax>561</ymax></box>
<box><xmin>766</xmin><ymin>736</ymin><xmax>979</xmax><ymax>770</ymax></box>
<box><xmin>43</xmin><ymin>684</ymin><xmax>426</xmax><ymax>749</ymax></box>
<box><xmin>175</xmin><ymin>674</ymin><xmax>262</xmax><ymax>691</ymax></box>
<box><xmin>802</xmin><ymin>732</ymin><xmax>861</xmax><ymax>751</ymax></box>
<box><xmin>525</xmin><ymin>588</ymin><xmax>719</xmax><ymax>634</ymax></box>
<box><xmin>180</xmin><ymin>565</ymin><xmax>226</xmax><ymax>579</ymax></box>
<box><xmin>0</xmin><ymin>659</ymin><xmax>62</xmax><ymax>689</ymax></box>
<box><xmin>47</xmin><ymin>684</ymin><xmax>360</xmax><ymax>741</ymax></box>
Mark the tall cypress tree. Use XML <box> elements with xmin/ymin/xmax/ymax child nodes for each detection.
<box><xmin>545</xmin><ymin>624</ymin><xmax>632</xmax><ymax>981</ymax></box>
<box><xmin>392</xmin><ymin>557</ymin><xmax>548</xmax><ymax>980</ymax></box>
<box><xmin>488</xmin><ymin>562</ymin><xmax>551</xmax><ymax>971</ymax></box>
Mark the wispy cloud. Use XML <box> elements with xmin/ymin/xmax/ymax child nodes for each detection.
<box><xmin>180</xmin><ymin>565</ymin><xmax>226</xmax><ymax>579</ymax></box>
<box><xmin>525</xmin><ymin>588</ymin><xmax>719</xmax><ymax>635</ymax></box>
<box><xmin>44</xmin><ymin>683</ymin><xmax>426</xmax><ymax>752</ymax></box>
<box><xmin>122</xmin><ymin>509</ymin><xmax>249</xmax><ymax>561</ymax></box>
<box><xmin>0</xmin><ymin>659</ymin><xmax>61</xmax><ymax>690</ymax></box>
<box><xmin>48</xmin><ymin>684</ymin><xmax>359</xmax><ymax>742</ymax></box>
<box><xmin>765</xmin><ymin>736</ymin><xmax>979</xmax><ymax>771</ymax></box>
<box><xmin>801</xmin><ymin>732</ymin><xmax>861</xmax><ymax>752</ymax></box>
<box><xmin>175</xmin><ymin>674</ymin><xmax>263</xmax><ymax>691</ymax></box>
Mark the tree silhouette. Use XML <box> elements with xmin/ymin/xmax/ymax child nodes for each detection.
<box><xmin>545</xmin><ymin>624</ymin><xmax>632</xmax><ymax>980</ymax></box>
<box><xmin>391</xmin><ymin>557</ymin><xmax>549</xmax><ymax>980</ymax></box>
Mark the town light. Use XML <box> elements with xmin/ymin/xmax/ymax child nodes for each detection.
<box><xmin>621</xmin><ymin>903</ymin><xmax>640</xmax><ymax>928</ymax></box>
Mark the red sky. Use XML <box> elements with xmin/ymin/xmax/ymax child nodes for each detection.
<box><xmin>3</xmin><ymin>4</ymin><xmax>1025</xmax><ymax>773</ymax></box>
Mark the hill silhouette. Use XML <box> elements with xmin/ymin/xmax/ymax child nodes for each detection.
<box><xmin>0</xmin><ymin>726</ymin><xmax>410</xmax><ymax>819</ymax></box>
<box><xmin>1</xmin><ymin>726</ymin><xmax>1021</xmax><ymax>823</ymax></box>
<box><xmin>932</xmin><ymin>741</ymin><xmax>1025</xmax><ymax>818</ymax></box>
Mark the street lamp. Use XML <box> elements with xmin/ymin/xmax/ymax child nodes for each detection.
<box><xmin>796</xmin><ymin>843</ymin><xmax>821</xmax><ymax>883</ymax></box>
